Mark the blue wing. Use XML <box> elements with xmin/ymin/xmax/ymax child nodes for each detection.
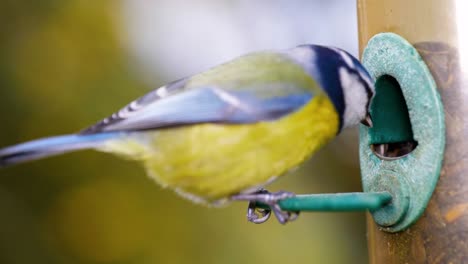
<box><xmin>82</xmin><ymin>83</ymin><xmax>313</xmax><ymax>133</ymax></box>
<box><xmin>81</xmin><ymin>51</ymin><xmax>318</xmax><ymax>134</ymax></box>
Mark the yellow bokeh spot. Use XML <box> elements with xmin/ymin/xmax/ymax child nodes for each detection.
<box><xmin>43</xmin><ymin>179</ymin><xmax>154</xmax><ymax>262</ymax></box>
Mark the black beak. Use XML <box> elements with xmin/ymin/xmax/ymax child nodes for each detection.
<box><xmin>361</xmin><ymin>113</ymin><xmax>373</xmax><ymax>128</ymax></box>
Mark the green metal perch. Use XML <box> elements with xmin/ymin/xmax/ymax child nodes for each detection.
<box><xmin>257</xmin><ymin>192</ymin><xmax>392</xmax><ymax>212</ymax></box>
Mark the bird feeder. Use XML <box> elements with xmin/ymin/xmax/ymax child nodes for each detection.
<box><xmin>358</xmin><ymin>0</ymin><xmax>468</xmax><ymax>262</ymax></box>
<box><xmin>359</xmin><ymin>33</ymin><xmax>445</xmax><ymax>232</ymax></box>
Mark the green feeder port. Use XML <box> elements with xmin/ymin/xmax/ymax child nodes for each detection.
<box><xmin>369</xmin><ymin>75</ymin><xmax>417</xmax><ymax>160</ymax></box>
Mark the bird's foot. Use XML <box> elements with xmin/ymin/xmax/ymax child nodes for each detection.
<box><xmin>231</xmin><ymin>189</ymin><xmax>299</xmax><ymax>224</ymax></box>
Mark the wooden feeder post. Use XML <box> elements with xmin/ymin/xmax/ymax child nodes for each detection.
<box><xmin>358</xmin><ymin>0</ymin><xmax>468</xmax><ymax>262</ymax></box>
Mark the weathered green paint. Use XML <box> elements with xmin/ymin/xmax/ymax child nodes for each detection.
<box><xmin>360</xmin><ymin>33</ymin><xmax>445</xmax><ymax>232</ymax></box>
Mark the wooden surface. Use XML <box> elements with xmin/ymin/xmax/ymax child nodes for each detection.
<box><xmin>358</xmin><ymin>0</ymin><xmax>468</xmax><ymax>263</ymax></box>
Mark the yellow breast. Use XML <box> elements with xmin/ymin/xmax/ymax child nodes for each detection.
<box><xmin>102</xmin><ymin>95</ymin><xmax>339</xmax><ymax>204</ymax></box>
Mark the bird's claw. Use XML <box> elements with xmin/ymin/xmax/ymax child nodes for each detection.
<box><xmin>247</xmin><ymin>202</ymin><xmax>271</xmax><ymax>223</ymax></box>
<box><xmin>232</xmin><ymin>189</ymin><xmax>300</xmax><ymax>224</ymax></box>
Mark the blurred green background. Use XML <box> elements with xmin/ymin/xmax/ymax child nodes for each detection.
<box><xmin>0</xmin><ymin>1</ymin><xmax>368</xmax><ymax>263</ymax></box>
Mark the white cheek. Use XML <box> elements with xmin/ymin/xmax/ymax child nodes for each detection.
<box><xmin>339</xmin><ymin>67</ymin><xmax>367</xmax><ymax>128</ymax></box>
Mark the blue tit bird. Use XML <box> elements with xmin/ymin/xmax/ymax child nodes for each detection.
<box><xmin>0</xmin><ymin>45</ymin><xmax>374</xmax><ymax>224</ymax></box>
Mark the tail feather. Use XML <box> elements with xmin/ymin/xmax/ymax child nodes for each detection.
<box><xmin>0</xmin><ymin>133</ymin><xmax>119</xmax><ymax>167</ymax></box>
